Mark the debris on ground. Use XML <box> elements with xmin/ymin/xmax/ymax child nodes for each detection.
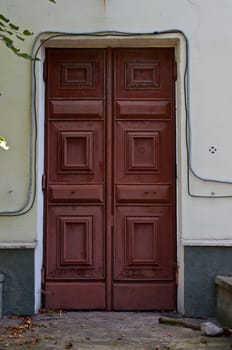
<box><xmin>159</xmin><ymin>316</ymin><xmax>232</xmax><ymax>337</ymax></box>
<box><xmin>0</xmin><ymin>312</ymin><xmax>231</xmax><ymax>350</ymax></box>
<box><xmin>200</xmin><ymin>321</ymin><xmax>223</xmax><ymax>336</ymax></box>
<box><xmin>159</xmin><ymin>317</ymin><xmax>201</xmax><ymax>331</ymax></box>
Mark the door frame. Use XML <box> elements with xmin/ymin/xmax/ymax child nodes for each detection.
<box><xmin>35</xmin><ymin>33</ymin><xmax>186</xmax><ymax>314</ymax></box>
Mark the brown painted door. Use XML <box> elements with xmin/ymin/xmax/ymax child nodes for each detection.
<box><xmin>44</xmin><ymin>48</ymin><xmax>176</xmax><ymax>310</ymax></box>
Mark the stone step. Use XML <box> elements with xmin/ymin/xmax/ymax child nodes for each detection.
<box><xmin>215</xmin><ymin>275</ymin><xmax>232</xmax><ymax>327</ymax></box>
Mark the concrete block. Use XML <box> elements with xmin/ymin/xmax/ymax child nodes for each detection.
<box><xmin>215</xmin><ymin>275</ymin><xmax>232</xmax><ymax>327</ymax></box>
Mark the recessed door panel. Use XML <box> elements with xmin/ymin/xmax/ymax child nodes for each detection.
<box><xmin>116</xmin><ymin>120</ymin><xmax>173</xmax><ymax>183</ymax></box>
<box><xmin>47</xmin><ymin>49</ymin><xmax>105</xmax><ymax>98</ymax></box>
<box><xmin>46</xmin><ymin>205</ymin><xmax>104</xmax><ymax>281</ymax></box>
<box><xmin>48</xmin><ymin>120</ymin><xmax>104</xmax><ymax>183</ymax></box>
<box><xmin>115</xmin><ymin>48</ymin><xmax>173</xmax><ymax>99</ymax></box>
<box><xmin>114</xmin><ymin>206</ymin><xmax>174</xmax><ymax>281</ymax></box>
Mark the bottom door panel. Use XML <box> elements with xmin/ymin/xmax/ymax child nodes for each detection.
<box><xmin>113</xmin><ymin>283</ymin><xmax>175</xmax><ymax>310</ymax></box>
<box><xmin>45</xmin><ymin>282</ymin><xmax>105</xmax><ymax>309</ymax></box>
<box><xmin>114</xmin><ymin>206</ymin><xmax>175</xmax><ymax>280</ymax></box>
<box><xmin>46</xmin><ymin>206</ymin><xmax>104</xmax><ymax>280</ymax></box>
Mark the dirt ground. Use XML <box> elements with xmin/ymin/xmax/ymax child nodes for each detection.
<box><xmin>0</xmin><ymin>311</ymin><xmax>231</xmax><ymax>350</ymax></box>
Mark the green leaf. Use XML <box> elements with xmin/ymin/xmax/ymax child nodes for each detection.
<box><xmin>0</xmin><ymin>0</ymin><xmax>56</xmax><ymax>60</ymax></box>
<box><xmin>11</xmin><ymin>47</ymin><xmax>20</xmax><ymax>53</ymax></box>
<box><xmin>9</xmin><ymin>23</ymin><xmax>19</xmax><ymax>31</ymax></box>
<box><xmin>18</xmin><ymin>53</ymin><xmax>31</xmax><ymax>59</ymax></box>
<box><xmin>23</xmin><ymin>29</ymin><xmax>33</xmax><ymax>36</ymax></box>
<box><xmin>6</xmin><ymin>30</ymin><xmax>14</xmax><ymax>35</ymax></box>
<box><xmin>0</xmin><ymin>14</ymin><xmax>9</xmax><ymax>23</ymax></box>
<box><xmin>6</xmin><ymin>42</ymin><xmax>14</xmax><ymax>48</ymax></box>
<box><xmin>18</xmin><ymin>52</ymin><xmax>39</xmax><ymax>60</ymax></box>
<box><xmin>2</xmin><ymin>36</ymin><xmax>13</xmax><ymax>45</ymax></box>
<box><xmin>16</xmin><ymin>34</ymin><xmax>25</xmax><ymax>41</ymax></box>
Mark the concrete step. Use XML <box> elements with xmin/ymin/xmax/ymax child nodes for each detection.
<box><xmin>215</xmin><ymin>275</ymin><xmax>232</xmax><ymax>327</ymax></box>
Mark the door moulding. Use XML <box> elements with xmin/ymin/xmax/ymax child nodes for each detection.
<box><xmin>35</xmin><ymin>33</ymin><xmax>186</xmax><ymax>314</ymax></box>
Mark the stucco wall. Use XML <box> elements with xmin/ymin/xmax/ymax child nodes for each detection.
<box><xmin>0</xmin><ymin>0</ymin><xmax>232</xmax><ymax>246</ymax></box>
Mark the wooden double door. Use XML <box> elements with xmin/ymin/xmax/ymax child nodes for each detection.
<box><xmin>44</xmin><ymin>47</ymin><xmax>176</xmax><ymax>310</ymax></box>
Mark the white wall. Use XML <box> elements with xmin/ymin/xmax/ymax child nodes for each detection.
<box><xmin>1</xmin><ymin>0</ymin><xmax>232</xmax><ymax>246</ymax></box>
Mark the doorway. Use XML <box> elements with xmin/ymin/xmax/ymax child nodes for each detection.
<box><xmin>44</xmin><ymin>47</ymin><xmax>176</xmax><ymax>310</ymax></box>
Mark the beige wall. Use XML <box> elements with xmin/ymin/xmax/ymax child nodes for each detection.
<box><xmin>1</xmin><ymin>0</ymin><xmax>232</xmax><ymax>244</ymax></box>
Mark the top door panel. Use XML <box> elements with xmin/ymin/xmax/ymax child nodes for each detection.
<box><xmin>47</xmin><ymin>49</ymin><xmax>105</xmax><ymax>99</ymax></box>
<box><xmin>115</xmin><ymin>48</ymin><xmax>174</xmax><ymax>99</ymax></box>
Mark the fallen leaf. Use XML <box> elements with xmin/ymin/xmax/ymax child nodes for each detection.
<box><xmin>200</xmin><ymin>338</ymin><xmax>207</xmax><ymax>344</ymax></box>
<box><xmin>31</xmin><ymin>337</ymin><xmax>40</xmax><ymax>344</ymax></box>
<box><xmin>10</xmin><ymin>315</ymin><xmax>20</xmax><ymax>320</ymax></box>
<box><xmin>43</xmin><ymin>335</ymin><xmax>54</xmax><ymax>339</ymax></box>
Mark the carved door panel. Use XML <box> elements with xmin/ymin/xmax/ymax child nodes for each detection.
<box><xmin>44</xmin><ymin>48</ymin><xmax>176</xmax><ymax>310</ymax></box>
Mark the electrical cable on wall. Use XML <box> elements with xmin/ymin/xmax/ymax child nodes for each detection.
<box><xmin>1</xmin><ymin>29</ymin><xmax>232</xmax><ymax>216</ymax></box>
